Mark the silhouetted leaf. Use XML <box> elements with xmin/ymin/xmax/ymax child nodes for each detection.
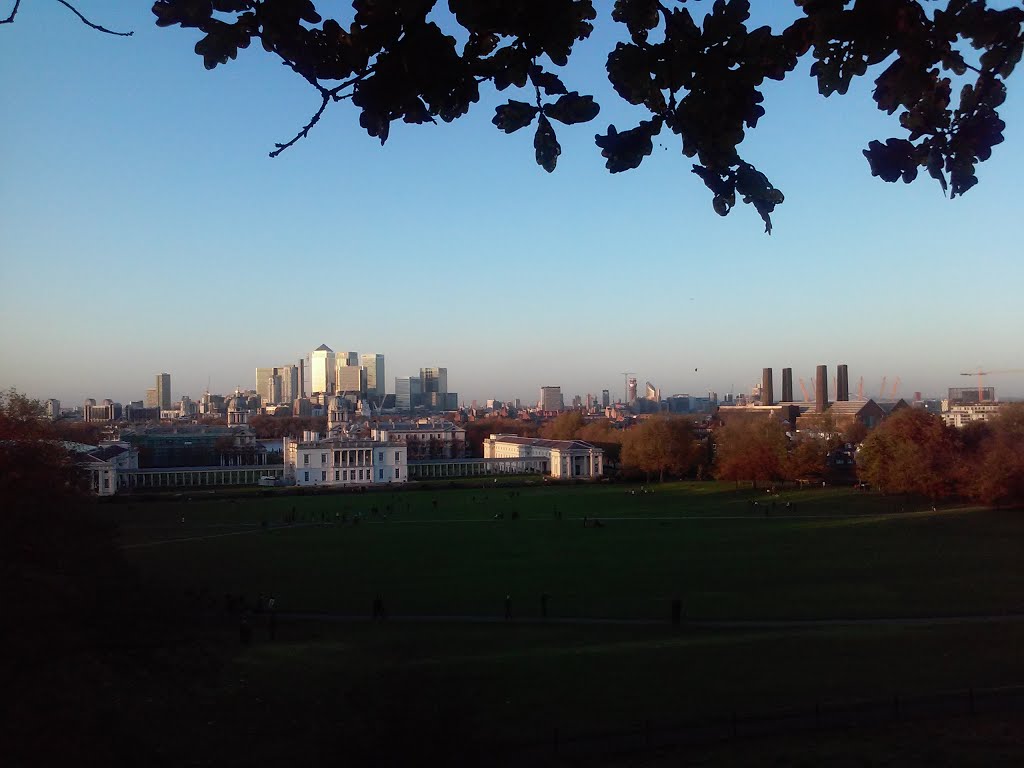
<box><xmin>529</xmin><ymin>65</ymin><xmax>568</xmax><ymax>95</ymax></box>
<box><xmin>863</xmin><ymin>138</ymin><xmax>919</xmax><ymax>183</ymax></box>
<box><xmin>595</xmin><ymin>118</ymin><xmax>662</xmax><ymax>173</ymax></box>
<box><xmin>543</xmin><ymin>92</ymin><xmax>600</xmax><ymax>125</ymax></box>
<box><xmin>534</xmin><ymin>114</ymin><xmax>561</xmax><ymax>172</ymax></box>
<box><xmin>492</xmin><ymin>100</ymin><xmax>538</xmax><ymax>133</ymax></box>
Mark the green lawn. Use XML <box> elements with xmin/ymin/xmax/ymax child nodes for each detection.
<box><xmin>113</xmin><ymin>483</ymin><xmax>1024</xmax><ymax>621</ymax></box>
<box><xmin>73</xmin><ymin>483</ymin><xmax>1024</xmax><ymax>764</ymax></box>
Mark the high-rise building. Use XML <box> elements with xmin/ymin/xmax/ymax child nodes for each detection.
<box><xmin>601</xmin><ymin>389</ymin><xmax>610</xmax><ymax>407</ymax></box>
<box><xmin>395</xmin><ymin>377</ymin><xmax>422</xmax><ymax>411</ymax></box>
<box><xmin>627</xmin><ymin>377</ymin><xmax>638</xmax><ymax>404</ymax></box>
<box><xmin>311</xmin><ymin>344</ymin><xmax>336</xmax><ymax>394</ymax></box>
<box><xmin>156</xmin><ymin>373</ymin><xmax>171</xmax><ymax>411</ymax></box>
<box><xmin>145</xmin><ymin>388</ymin><xmax>158</xmax><ymax>408</ymax></box>
<box><xmin>257</xmin><ymin>365</ymin><xmax>300</xmax><ymax>404</ymax></box>
<box><xmin>540</xmin><ymin>386</ymin><xmax>563</xmax><ymax>412</ymax></box>
<box><xmin>45</xmin><ymin>399</ymin><xmax>60</xmax><ymax>419</ymax></box>
<box><xmin>337</xmin><ymin>364</ymin><xmax>366</xmax><ymax>396</ymax></box>
<box><xmin>360</xmin><ymin>353</ymin><xmax>385</xmax><ymax>397</ymax></box>
<box><xmin>420</xmin><ymin>367</ymin><xmax>448</xmax><ymax>396</ymax></box>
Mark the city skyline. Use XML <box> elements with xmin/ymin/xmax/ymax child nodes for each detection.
<box><xmin>19</xmin><ymin>347</ymin><xmax>1024</xmax><ymax>410</ymax></box>
<box><xmin>2</xmin><ymin>5</ymin><xmax>1023</xmax><ymax>406</ymax></box>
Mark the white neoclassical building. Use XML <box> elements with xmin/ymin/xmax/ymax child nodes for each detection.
<box><xmin>284</xmin><ymin>433</ymin><xmax>408</xmax><ymax>487</ymax></box>
<box><xmin>482</xmin><ymin>434</ymin><xmax>603</xmax><ymax>479</ymax></box>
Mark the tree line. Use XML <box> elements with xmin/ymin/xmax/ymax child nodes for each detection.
<box><xmin>487</xmin><ymin>404</ymin><xmax>1024</xmax><ymax>507</ymax></box>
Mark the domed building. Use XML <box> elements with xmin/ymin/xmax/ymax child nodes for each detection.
<box><xmin>227</xmin><ymin>393</ymin><xmax>250</xmax><ymax>427</ymax></box>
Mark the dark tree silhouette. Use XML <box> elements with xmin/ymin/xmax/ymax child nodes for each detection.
<box><xmin>143</xmin><ymin>0</ymin><xmax>1024</xmax><ymax>231</ymax></box>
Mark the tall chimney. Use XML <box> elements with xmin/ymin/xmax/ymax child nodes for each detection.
<box><xmin>781</xmin><ymin>368</ymin><xmax>793</xmax><ymax>402</ymax></box>
<box><xmin>816</xmin><ymin>364</ymin><xmax>829</xmax><ymax>413</ymax></box>
<box><xmin>761</xmin><ymin>368</ymin><xmax>774</xmax><ymax>406</ymax></box>
<box><xmin>837</xmin><ymin>363</ymin><xmax>849</xmax><ymax>402</ymax></box>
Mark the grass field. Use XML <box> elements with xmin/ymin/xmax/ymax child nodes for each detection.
<box><xmin>112</xmin><ymin>482</ymin><xmax>1024</xmax><ymax>621</ymax></box>
<box><xmin>98</xmin><ymin>482</ymin><xmax>1024</xmax><ymax>764</ymax></box>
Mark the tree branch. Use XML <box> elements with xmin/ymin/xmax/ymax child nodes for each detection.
<box><xmin>270</xmin><ymin>92</ymin><xmax>331</xmax><ymax>158</ymax></box>
<box><xmin>0</xmin><ymin>0</ymin><xmax>23</xmax><ymax>25</ymax></box>
<box><xmin>53</xmin><ymin>0</ymin><xmax>132</xmax><ymax>37</ymax></box>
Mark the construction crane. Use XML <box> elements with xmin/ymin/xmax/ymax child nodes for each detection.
<box><xmin>857</xmin><ymin>376</ymin><xmax>865</xmax><ymax>401</ymax></box>
<box><xmin>620</xmin><ymin>372</ymin><xmax>634</xmax><ymax>405</ymax></box>
<box><xmin>879</xmin><ymin>376</ymin><xmax>887</xmax><ymax>400</ymax></box>
<box><xmin>960</xmin><ymin>368</ymin><xmax>1024</xmax><ymax>402</ymax></box>
<box><xmin>890</xmin><ymin>376</ymin><xmax>902</xmax><ymax>400</ymax></box>
<box><xmin>798</xmin><ymin>377</ymin><xmax>811</xmax><ymax>402</ymax></box>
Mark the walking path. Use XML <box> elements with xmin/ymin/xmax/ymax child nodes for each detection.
<box><xmin>121</xmin><ymin>510</ymin><xmax>919</xmax><ymax>548</ymax></box>
<box><xmin>274</xmin><ymin>609</ymin><xmax>1024</xmax><ymax>630</ymax></box>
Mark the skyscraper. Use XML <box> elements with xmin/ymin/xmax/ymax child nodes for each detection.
<box><xmin>395</xmin><ymin>377</ymin><xmax>422</xmax><ymax>411</ymax></box>
<box><xmin>360</xmin><ymin>353</ymin><xmax>385</xmax><ymax>397</ymax></box>
<box><xmin>540</xmin><ymin>386</ymin><xmax>563</xmax><ymax>412</ymax></box>
<box><xmin>156</xmin><ymin>373</ymin><xmax>171</xmax><ymax>411</ymax></box>
<box><xmin>337</xmin><ymin>364</ymin><xmax>365</xmax><ymax>396</ymax></box>
<box><xmin>258</xmin><ymin>365</ymin><xmax>300</xmax><ymax>404</ymax></box>
<box><xmin>601</xmin><ymin>389</ymin><xmax>610</xmax><ymax>407</ymax></box>
<box><xmin>420</xmin><ymin>367</ymin><xmax>447</xmax><ymax>395</ymax></box>
<box><xmin>311</xmin><ymin>344</ymin><xmax>336</xmax><ymax>394</ymax></box>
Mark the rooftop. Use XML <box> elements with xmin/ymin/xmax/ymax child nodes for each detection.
<box><xmin>489</xmin><ymin>435</ymin><xmax>600</xmax><ymax>451</ymax></box>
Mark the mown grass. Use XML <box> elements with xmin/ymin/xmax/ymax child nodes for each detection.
<box><xmin>90</xmin><ymin>483</ymin><xmax>1024</xmax><ymax>765</ymax></box>
<box><xmin>114</xmin><ymin>483</ymin><xmax>1024</xmax><ymax>621</ymax></box>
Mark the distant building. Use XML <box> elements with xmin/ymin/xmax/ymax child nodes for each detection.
<box><xmin>601</xmin><ymin>390</ymin><xmax>610</xmax><ymax>408</ymax></box>
<box><xmin>483</xmin><ymin>435</ymin><xmax>603</xmax><ymax>478</ymax></box>
<box><xmin>948</xmin><ymin>386</ymin><xmax>996</xmax><ymax>405</ymax></box>
<box><xmin>337</xmin><ymin>363</ymin><xmax>366</xmax><ymax>397</ymax></box>
<box><xmin>540</xmin><ymin>386</ymin><xmax>563</xmax><ymax>412</ymax></box>
<box><xmin>395</xmin><ymin>376</ymin><xmax>422</xmax><ymax>411</ymax></box>
<box><xmin>361</xmin><ymin>353</ymin><xmax>385</xmax><ymax>397</ymax></box>
<box><xmin>156</xmin><ymin>373</ymin><xmax>172</xmax><ymax>411</ymax></box>
<box><xmin>256</xmin><ymin>365</ymin><xmax>299</xmax><ymax>404</ymax></box>
<box><xmin>145</xmin><ymin>388</ymin><xmax>158</xmax><ymax>408</ymax></box>
<box><xmin>72</xmin><ymin>443</ymin><xmax>139</xmax><ymax>496</ymax></box>
<box><xmin>372</xmin><ymin>420</ymin><xmax>467</xmax><ymax>460</ymax></box>
<box><xmin>667</xmin><ymin>395</ymin><xmax>690</xmax><ymax>413</ymax></box>
<box><xmin>84</xmin><ymin>401</ymin><xmax>121</xmax><ymax>422</ymax></box>
<box><xmin>45</xmin><ymin>399</ymin><xmax>60</xmax><ymax>419</ymax></box>
<box><xmin>284</xmin><ymin>434</ymin><xmax>407</xmax><ymax>487</ymax></box>
<box><xmin>311</xmin><ymin>344</ymin><xmax>336</xmax><ymax>394</ymax></box>
<box><xmin>943</xmin><ymin>402</ymin><xmax>1004</xmax><ymax>428</ymax></box>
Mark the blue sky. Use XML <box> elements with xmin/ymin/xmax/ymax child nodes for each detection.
<box><xmin>2</xmin><ymin>1</ymin><xmax>1022</xmax><ymax>406</ymax></box>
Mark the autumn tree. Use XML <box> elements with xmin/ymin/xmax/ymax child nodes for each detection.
<box><xmin>129</xmin><ymin>0</ymin><xmax>1024</xmax><ymax>232</ymax></box>
<box><xmin>962</xmin><ymin>403</ymin><xmax>1024</xmax><ymax>506</ymax></box>
<box><xmin>856</xmin><ymin>408</ymin><xmax>958</xmax><ymax>500</ymax></box>
<box><xmin>539</xmin><ymin>410</ymin><xmax>585</xmax><ymax>440</ymax></box>
<box><xmin>785</xmin><ymin>435</ymin><xmax>829</xmax><ymax>482</ymax></box>
<box><xmin>713</xmin><ymin>416</ymin><xmax>788</xmax><ymax>487</ymax></box>
<box><xmin>621</xmin><ymin>415</ymin><xmax>696</xmax><ymax>482</ymax></box>
<box><xmin>463</xmin><ymin>416</ymin><xmax>537</xmax><ymax>456</ymax></box>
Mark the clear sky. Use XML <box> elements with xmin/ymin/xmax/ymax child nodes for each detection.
<box><xmin>2</xmin><ymin>2</ymin><xmax>1022</xmax><ymax>406</ymax></box>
